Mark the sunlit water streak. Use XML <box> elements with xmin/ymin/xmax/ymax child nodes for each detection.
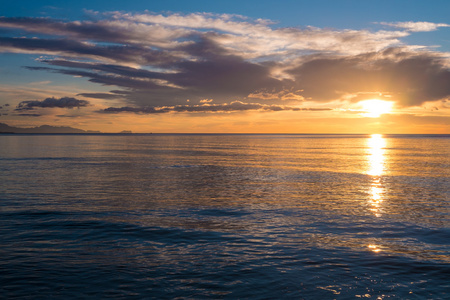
<box><xmin>367</xmin><ymin>134</ymin><xmax>387</xmax><ymax>219</ymax></box>
<box><xmin>0</xmin><ymin>134</ymin><xmax>449</xmax><ymax>299</ymax></box>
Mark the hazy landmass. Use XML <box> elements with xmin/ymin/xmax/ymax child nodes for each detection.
<box><xmin>0</xmin><ymin>122</ymin><xmax>101</xmax><ymax>134</ymax></box>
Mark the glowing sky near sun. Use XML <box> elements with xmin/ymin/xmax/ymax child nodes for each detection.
<box><xmin>0</xmin><ymin>0</ymin><xmax>449</xmax><ymax>133</ymax></box>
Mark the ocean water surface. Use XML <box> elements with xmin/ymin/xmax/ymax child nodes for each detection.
<box><xmin>0</xmin><ymin>134</ymin><xmax>449</xmax><ymax>299</ymax></box>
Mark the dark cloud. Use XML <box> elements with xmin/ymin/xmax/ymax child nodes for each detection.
<box><xmin>17</xmin><ymin>113</ymin><xmax>42</xmax><ymax>117</ymax></box>
<box><xmin>99</xmin><ymin>101</ymin><xmax>332</xmax><ymax>114</ymax></box>
<box><xmin>25</xmin><ymin>43</ymin><xmax>286</xmax><ymax>106</ymax></box>
<box><xmin>16</xmin><ymin>97</ymin><xmax>90</xmax><ymax>111</ymax></box>
<box><xmin>170</xmin><ymin>56</ymin><xmax>283</xmax><ymax>97</ymax></box>
<box><xmin>101</xmin><ymin>106</ymin><xmax>168</xmax><ymax>114</ymax></box>
<box><xmin>55</xmin><ymin>114</ymin><xmax>84</xmax><ymax>118</ymax></box>
<box><xmin>287</xmin><ymin>48</ymin><xmax>450</xmax><ymax>106</ymax></box>
<box><xmin>25</xmin><ymin>66</ymin><xmax>166</xmax><ymax>90</ymax></box>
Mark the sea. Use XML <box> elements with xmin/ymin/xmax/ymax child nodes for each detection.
<box><xmin>0</xmin><ymin>134</ymin><xmax>449</xmax><ymax>299</ymax></box>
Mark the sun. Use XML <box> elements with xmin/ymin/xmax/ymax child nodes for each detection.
<box><xmin>359</xmin><ymin>99</ymin><xmax>393</xmax><ymax>118</ymax></box>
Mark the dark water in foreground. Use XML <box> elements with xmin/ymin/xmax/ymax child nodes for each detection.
<box><xmin>1</xmin><ymin>134</ymin><xmax>449</xmax><ymax>299</ymax></box>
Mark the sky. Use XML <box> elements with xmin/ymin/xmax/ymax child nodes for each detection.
<box><xmin>0</xmin><ymin>0</ymin><xmax>449</xmax><ymax>133</ymax></box>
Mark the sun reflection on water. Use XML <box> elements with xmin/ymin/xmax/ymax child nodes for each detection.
<box><xmin>367</xmin><ymin>134</ymin><xmax>387</xmax><ymax>218</ymax></box>
<box><xmin>368</xmin><ymin>244</ymin><xmax>382</xmax><ymax>253</ymax></box>
<box><xmin>367</xmin><ymin>134</ymin><xmax>386</xmax><ymax>176</ymax></box>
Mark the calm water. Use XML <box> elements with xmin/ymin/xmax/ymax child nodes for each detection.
<box><xmin>0</xmin><ymin>134</ymin><xmax>449</xmax><ymax>299</ymax></box>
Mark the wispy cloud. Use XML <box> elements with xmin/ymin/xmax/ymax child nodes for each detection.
<box><xmin>379</xmin><ymin>21</ymin><xmax>450</xmax><ymax>32</ymax></box>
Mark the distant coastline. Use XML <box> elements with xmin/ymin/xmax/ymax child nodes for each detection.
<box><xmin>0</xmin><ymin>122</ymin><xmax>102</xmax><ymax>134</ymax></box>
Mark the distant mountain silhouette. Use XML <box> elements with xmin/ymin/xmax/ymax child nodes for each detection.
<box><xmin>0</xmin><ymin>122</ymin><xmax>101</xmax><ymax>133</ymax></box>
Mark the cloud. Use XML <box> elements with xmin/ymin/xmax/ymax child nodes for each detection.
<box><xmin>29</xmin><ymin>80</ymin><xmax>52</xmax><ymax>85</ymax></box>
<box><xmin>23</xmin><ymin>41</ymin><xmax>286</xmax><ymax>106</ymax></box>
<box><xmin>248</xmin><ymin>89</ymin><xmax>305</xmax><ymax>101</ymax></box>
<box><xmin>16</xmin><ymin>97</ymin><xmax>90</xmax><ymax>110</ymax></box>
<box><xmin>286</xmin><ymin>48</ymin><xmax>450</xmax><ymax>106</ymax></box>
<box><xmin>0</xmin><ymin>12</ymin><xmax>449</xmax><ymax>112</ymax></box>
<box><xmin>115</xmin><ymin>12</ymin><xmax>407</xmax><ymax>56</ymax></box>
<box><xmin>380</xmin><ymin>21</ymin><xmax>450</xmax><ymax>32</ymax></box>
<box><xmin>99</xmin><ymin>101</ymin><xmax>332</xmax><ymax>114</ymax></box>
<box><xmin>0</xmin><ymin>16</ymin><xmax>189</xmax><ymax>47</ymax></box>
<box><xmin>17</xmin><ymin>113</ymin><xmax>42</xmax><ymax>117</ymax></box>
<box><xmin>0</xmin><ymin>36</ymin><xmax>177</xmax><ymax>65</ymax></box>
<box><xmin>0</xmin><ymin>14</ymin><xmax>403</xmax><ymax>57</ymax></box>
<box><xmin>76</xmin><ymin>92</ymin><xmax>125</xmax><ymax>99</ymax></box>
